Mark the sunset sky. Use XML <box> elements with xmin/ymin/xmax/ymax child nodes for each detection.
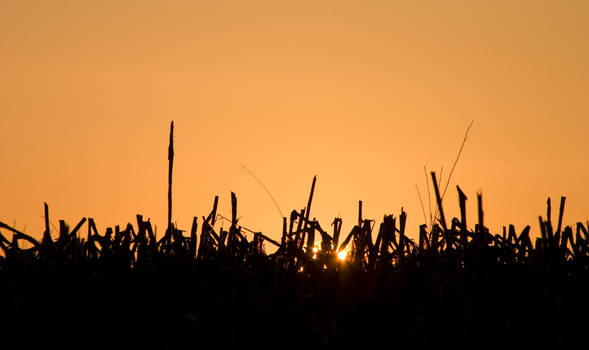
<box><xmin>1</xmin><ymin>1</ymin><xmax>588</xmax><ymax>245</ymax></box>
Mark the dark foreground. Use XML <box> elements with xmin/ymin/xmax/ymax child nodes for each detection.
<box><xmin>2</xmin><ymin>194</ymin><xmax>589</xmax><ymax>349</ymax></box>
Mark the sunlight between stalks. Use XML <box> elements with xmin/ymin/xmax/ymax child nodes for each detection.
<box><xmin>309</xmin><ymin>243</ymin><xmax>347</xmax><ymax>262</ymax></box>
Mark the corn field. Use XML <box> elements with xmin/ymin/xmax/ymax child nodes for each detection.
<box><xmin>1</xmin><ymin>123</ymin><xmax>587</xmax><ymax>348</ymax></box>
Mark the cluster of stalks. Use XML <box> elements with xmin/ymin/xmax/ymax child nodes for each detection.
<box><xmin>1</xmin><ymin>177</ymin><xmax>587</xmax><ymax>273</ymax></box>
<box><xmin>1</xmin><ymin>122</ymin><xmax>587</xmax><ymax>347</ymax></box>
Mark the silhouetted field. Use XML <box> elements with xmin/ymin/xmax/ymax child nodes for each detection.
<box><xmin>1</xmin><ymin>124</ymin><xmax>587</xmax><ymax>348</ymax></box>
<box><xmin>1</xmin><ymin>191</ymin><xmax>588</xmax><ymax>348</ymax></box>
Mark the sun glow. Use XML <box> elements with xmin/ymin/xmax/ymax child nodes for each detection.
<box><xmin>337</xmin><ymin>250</ymin><xmax>347</xmax><ymax>261</ymax></box>
<box><xmin>312</xmin><ymin>245</ymin><xmax>320</xmax><ymax>259</ymax></box>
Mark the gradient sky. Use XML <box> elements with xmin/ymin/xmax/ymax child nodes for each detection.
<box><xmin>1</xmin><ymin>1</ymin><xmax>588</xmax><ymax>245</ymax></box>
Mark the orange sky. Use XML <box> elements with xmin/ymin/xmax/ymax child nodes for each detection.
<box><xmin>1</xmin><ymin>1</ymin><xmax>588</xmax><ymax>245</ymax></box>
